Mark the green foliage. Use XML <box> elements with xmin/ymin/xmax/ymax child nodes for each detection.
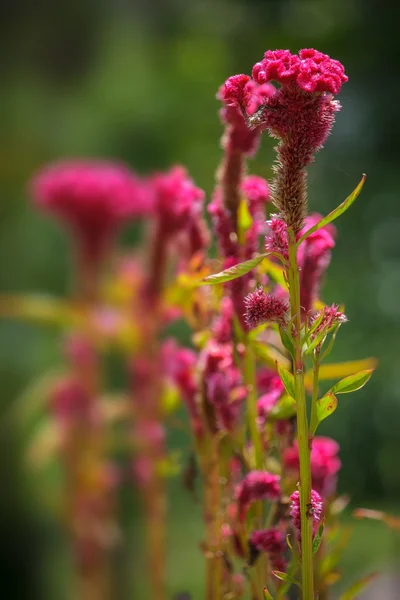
<box><xmin>202</xmin><ymin>254</ymin><xmax>268</xmax><ymax>285</ymax></box>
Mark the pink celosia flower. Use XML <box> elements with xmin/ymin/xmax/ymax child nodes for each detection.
<box><xmin>252</xmin><ymin>48</ymin><xmax>347</xmax><ymax>95</ymax></box>
<box><xmin>50</xmin><ymin>377</ymin><xmax>91</xmax><ymax>423</ymax></box>
<box><xmin>244</xmin><ymin>287</ymin><xmax>289</xmax><ymax>329</ymax></box>
<box><xmin>151</xmin><ymin>165</ymin><xmax>205</xmax><ymax>236</ymax></box>
<box><xmin>250</xmin><ymin>528</ymin><xmax>287</xmax><ymax>571</ymax></box>
<box><xmin>207</xmin><ymin>370</ymin><xmax>245</xmax><ymax>432</ymax></box>
<box><xmin>311</xmin><ymin>305</ymin><xmax>348</xmax><ymax>347</ymax></box>
<box><xmin>31</xmin><ymin>160</ymin><xmax>151</xmax><ymax>261</ymax></box>
<box><xmin>290</xmin><ymin>489</ymin><xmax>323</xmax><ymax>538</ymax></box>
<box><xmin>241</xmin><ymin>175</ymin><xmax>270</xmax><ymax>208</ymax></box>
<box><xmin>284</xmin><ymin>436</ymin><xmax>341</xmax><ymax>497</ymax></box>
<box><xmin>208</xmin><ymin>189</ymin><xmax>238</xmax><ymax>258</ymax></box>
<box><xmin>235</xmin><ymin>471</ymin><xmax>281</xmax><ymax>520</ymax></box>
<box><xmin>265</xmin><ymin>216</ymin><xmax>289</xmax><ymax>259</ymax></box>
<box><xmin>297</xmin><ymin>214</ymin><xmax>336</xmax><ymax>314</ymax></box>
<box><xmin>256</xmin><ymin>371</ymin><xmax>285</xmax><ymax>424</ymax></box>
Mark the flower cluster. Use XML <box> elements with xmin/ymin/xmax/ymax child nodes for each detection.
<box><xmin>250</xmin><ymin>528</ymin><xmax>287</xmax><ymax>571</ymax></box>
<box><xmin>235</xmin><ymin>471</ymin><xmax>281</xmax><ymax>521</ymax></box>
<box><xmin>244</xmin><ymin>287</ymin><xmax>289</xmax><ymax>329</ymax></box>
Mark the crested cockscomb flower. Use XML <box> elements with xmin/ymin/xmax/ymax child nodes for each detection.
<box><xmin>235</xmin><ymin>471</ymin><xmax>281</xmax><ymax>520</ymax></box>
<box><xmin>290</xmin><ymin>489</ymin><xmax>323</xmax><ymax>538</ymax></box>
<box><xmin>297</xmin><ymin>214</ymin><xmax>336</xmax><ymax>314</ymax></box>
<box><xmin>250</xmin><ymin>528</ymin><xmax>287</xmax><ymax>571</ymax></box>
<box><xmin>244</xmin><ymin>287</ymin><xmax>289</xmax><ymax>329</ymax></box>
<box><xmin>151</xmin><ymin>165</ymin><xmax>205</xmax><ymax>236</ymax></box>
<box><xmin>284</xmin><ymin>437</ymin><xmax>341</xmax><ymax>497</ymax></box>
<box><xmin>31</xmin><ymin>160</ymin><xmax>151</xmax><ymax>261</ymax></box>
<box><xmin>252</xmin><ymin>48</ymin><xmax>347</xmax><ymax>95</ymax></box>
<box><xmin>222</xmin><ymin>49</ymin><xmax>347</xmax><ymax>232</ymax></box>
<box><xmin>265</xmin><ymin>216</ymin><xmax>289</xmax><ymax>259</ymax></box>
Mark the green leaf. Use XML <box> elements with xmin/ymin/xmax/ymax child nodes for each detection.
<box><xmin>263</xmin><ymin>587</ymin><xmax>274</xmax><ymax>600</ymax></box>
<box><xmin>312</xmin><ymin>520</ymin><xmax>325</xmax><ymax>555</ymax></box>
<box><xmin>314</xmin><ymin>392</ymin><xmax>338</xmax><ymax>433</ymax></box>
<box><xmin>340</xmin><ymin>572</ymin><xmax>378</xmax><ymax>600</ymax></box>
<box><xmin>297</xmin><ymin>175</ymin><xmax>366</xmax><ymax>246</ymax></box>
<box><xmin>330</xmin><ymin>369</ymin><xmax>373</xmax><ymax>395</ymax></box>
<box><xmin>238</xmin><ymin>197</ymin><xmax>253</xmax><ymax>245</ymax></box>
<box><xmin>276</xmin><ymin>362</ymin><xmax>296</xmax><ymax>399</ymax></box>
<box><xmin>279</xmin><ymin>327</ymin><xmax>295</xmax><ymax>357</ymax></box>
<box><xmin>269</xmin><ymin>395</ymin><xmax>296</xmax><ymax>420</ymax></box>
<box><xmin>272</xmin><ymin>571</ymin><xmax>300</xmax><ymax>588</ymax></box>
<box><xmin>202</xmin><ymin>254</ymin><xmax>268</xmax><ymax>285</ymax></box>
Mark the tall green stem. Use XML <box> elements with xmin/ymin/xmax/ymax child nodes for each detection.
<box><xmin>287</xmin><ymin>228</ymin><xmax>314</xmax><ymax>600</ymax></box>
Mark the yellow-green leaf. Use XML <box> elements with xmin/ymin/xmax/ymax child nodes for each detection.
<box><xmin>312</xmin><ymin>520</ymin><xmax>325</xmax><ymax>555</ymax></box>
<box><xmin>272</xmin><ymin>571</ymin><xmax>300</xmax><ymax>588</ymax></box>
<box><xmin>330</xmin><ymin>369</ymin><xmax>373</xmax><ymax>395</ymax></box>
<box><xmin>315</xmin><ymin>392</ymin><xmax>338</xmax><ymax>431</ymax></box>
<box><xmin>263</xmin><ymin>587</ymin><xmax>274</xmax><ymax>600</ymax></box>
<box><xmin>276</xmin><ymin>362</ymin><xmax>295</xmax><ymax>399</ymax></box>
<box><xmin>238</xmin><ymin>197</ymin><xmax>253</xmax><ymax>245</ymax></box>
<box><xmin>202</xmin><ymin>254</ymin><xmax>268</xmax><ymax>285</ymax></box>
<box><xmin>305</xmin><ymin>358</ymin><xmax>377</xmax><ymax>385</ymax></box>
<box><xmin>297</xmin><ymin>175</ymin><xmax>366</xmax><ymax>246</ymax></box>
<box><xmin>269</xmin><ymin>395</ymin><xmax>296</xmax><ymax>420</ymax></box>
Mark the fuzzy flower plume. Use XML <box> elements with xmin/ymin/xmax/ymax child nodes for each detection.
<box><xmin>236</xmin><ymin>471</ymin><xmax>281</xmax><ymax>521</ymax></box>
<box><xmin>298</xmin><ymin>215</ymin><xmax>337</xmax><ymax>314</ymax></box>
<box><xmin>265</xmin><ymin>216</ymin><xmax>289</xmax><ymax>259</ymax></box>
<box><xmin>31</xmin><ymin>160</ymin><xmax>150</xmax><ymax>260</ymax></box>
<box><xmin>290</xmin><ymin>489</ymin><xmax>323</xmax><ymax>538</ymax></box>
<box><xmin>284</xmin><ymin>436</ymin><xmax>341</xmax><ymax>497</ymax></box>
<box><xmin>223</xmin><ymin>49</ymin><xmax>347</xmax><ymax>232</ymax></box>
<box><xmin>244</xmin><ymin>287</ymin><xmax>289</xmax><ymax>329</ymax></box>
<box><xmin>311</xmin><ymin>304</ymin><xmax>347</xmax><ymax>342</ymax></box>
<box><xmin>151</xmin><ymin>165</ymin><xmax>205</xmax><ymax>237</ymax></box>
<box><xmin>250</xmin><ymin>528</ymin><xmax>287</xmax><ymax>571</ymax></box>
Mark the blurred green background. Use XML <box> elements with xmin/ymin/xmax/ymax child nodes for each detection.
<box><xmin>1</xmin><ymin>0</ymin><xmax>400</xmax><ymax>597</ymax></box>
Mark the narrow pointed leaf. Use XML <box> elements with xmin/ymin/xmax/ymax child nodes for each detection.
<box><xmin>340</xmin><ymin>572</ymin><xmax>378</xmax><ymax>600</ymax></box>
<box><xmin>272</xmin><ymin>571</ymin><xmax>300</xmax><ymax>588</ymax></box>
<box><xmin>269</xmin><ymin>395</ymin><xmax>296</xmax><ymax>420</ymax></box>
<box><xmin>330</xmin><ymin>369</ymin><xmax>373</xmax><ymax>395</ymax></box>
<box><xmin>314</xmin><ymin>392</ymin><xmax>338</xmax><ymax>432</ymax></box>
<box><xmin>297</xmin><ymin>175</ymin><xmax>366</xmax><ymax>246</ymax></box>
<box><xmin>263</xmin><ymin>587</ymin><xmax>274</xmax><ymax>600</ymax></box>
<box><xmin>202</xmin><ymin>254</ymin><xmax>268</xmax><ymax>285</ymax></box>
<box><xmin>279</xmin><ymin>327</ymin><xmax>295</xmax><ymax>357</ymax></box>
<box><xmin>312</xmin><ymin>520</ymin><xmax>325</xmax><ymax>555</ymax></box>
<box><xmin>276</xmin><ymin>362</ymin><xmax>296</xmax><ymax>399</ymax></box>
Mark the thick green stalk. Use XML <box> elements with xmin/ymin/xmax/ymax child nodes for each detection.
<box><xmin>287</xmin><ymin>228</ymin><xmax>314</xmax><ymax>600</ymax></box>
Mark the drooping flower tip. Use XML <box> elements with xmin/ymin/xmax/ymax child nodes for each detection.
<box><xmin>31</xmin><ymin>160</ymin><xmax>152</xmax><ymax>232</ymax></box>
<box><xmin>244</xmin><ymin>287</ymin><xmax>289</xmax><ymax>329</ymax></box>
<box><xmin>151</xmin><ymin>166</ymin><xmax>205</xmax><ymax>235</ymax></box>
<box><xmin>290</xmin><ymin>489</ymin><xmax>323</xmax><ymax>535</ymax></box>
<box><xmin>236</xmin><ymin>471</ymin><xmax>281</xmax><ymax>520</ymax></box>
<box><xmin>252</xmin><ymin>48</ymin><xmax>347</xmax><ymax>95</ymax></box>
<box><xmin>241</xmin><ymin>175</ymin><xmax>270</xmax><ymax>206</ymax></box>
<box><xmin>265</xmin><ymin>217</ymin><xmax>289</xmax><ymax>259</ymax></box>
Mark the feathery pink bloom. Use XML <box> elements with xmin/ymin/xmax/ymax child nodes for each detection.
<box><xmin>151</xmin><ymin>165</ymin><xmax>205</xmax><ymax>236</ymax></box>
<box><xmin>241</xmin><ymin>175</ymin><xmax>270</xmax><ymax>209</ymax></box>
<box><xmin>284</xmin><ymin>436</ymin><xmax>341</xmax><ymax>497</ymax></box>
<box><xmin>31</xmin><ymin>160</ymin><xmax>150</xmax><ymax>261</ymax></box>
<box><xmin>311</xmin><ymin>304</ymin><xmax>347</xmax><ymax>342</ymax></box>
<box><xmin>265</xmin><ymin>217</ymin><xmax>289</xmax><ymax>259</ymax></box>
<box><xmin>244</xmin><ymin>287</ymin><xmax>289</xmax><ymax>329</ymax></box>
<box><xmin>290</xmin><ymin>489</ymin><xmax>323</xmax><ymax>538</ymax></box>
<box><xmin>236</xmin><ymin>471</ymin><xmax>281</xmax><ymax>520</ymax></box>
<box><xmin>250</xmin><ymin>528</ymin><xmax>287</xmax><ymax>571</ymax></box>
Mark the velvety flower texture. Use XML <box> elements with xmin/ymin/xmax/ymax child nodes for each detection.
<box><xmin>284</xmin><ymin>436</ymin><xmax>341</xmax><ymax>497</ymax></box>
<box><xmin>244</xmin><ymin>287</ymin><xmax>289</xmax><ymax>329</ymax></box>
<box><xmin>250</xmin><ymin>528</ymin><xmax>287</xmax><ymax>571</ymax></box>
<box><xmin>235</xmin><ymin>471</ymin><xmax>281</xmax><ymax>520</ymax></box>
<box><xmin>151</xmin><ymin>166</ymin><xmax>205</xmax><ymax>236</ymax></box>
<box><xmin>290</xmin><ymin>489</ymin><xmax>323</xmax><ymax>538</ymax></box>
<box><xmin>252</xmin><ymin>49</ymin><xmax>348</xmax><ymax>95</ymax></box>
<box><xmin>31</xmin><ymin>160</ymin><xmax>150</xmax><ymax>259</ymax></box>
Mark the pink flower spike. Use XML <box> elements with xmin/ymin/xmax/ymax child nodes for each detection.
<box><xmin>236</xmin><ymin>471</ymin><xmax>281</xmax><ymax>520</ymax></box>
<box><xmin>265</xmin><ymin>217</ymin><xmax>289</xmax><ymax>260</ymax></box>
<box><xmin>290</xmin><ymin>489</ymin><xmax>323</xmax><ymax>538</ymax></box>
<box><xmin>244</xmin><ymin>287</ymin><xmax>289</xmax><ymax>329</ymax></box>
<box><xmin>241</xmin><ymin>175</ymin><xmax>270</xmax><ymax>207</ymax></box>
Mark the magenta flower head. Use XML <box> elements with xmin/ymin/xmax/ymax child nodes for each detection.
<box><xmin>236</xmin><ymin>471</ymin><xmax>281</xmax><ymax>521</ymax></box>
<box><xmin>244</xmin><ymin>287</ymin><xmax>289</xmax><ymax>329</ymax></box>
<box><xmin>241</xmin><ymin>175</ymin><xmax>270</xmax><ymax>209</ymax></box>
<box><xmin>151</xmin><ymin>165</ymin><xmax>205</xmax><ymax>236</ymax></box>
<box><xmin>312</xmin><ymin>305</ymin><xmax>347</xmax><ymax>337</ymax></box>
<box><xmin>31</xmin><ymin>160</ymin><xmax>151</xmax><ymax>263</ymax></box>
<box><xmin>290</xmin><ymin>489</ymin><xmax>323</xmax><ymax>538</ymax></box>
<box><xmin>284</xmin><ymin>436</ymin><xmax>341</xmax><ymax>497</ymax></box>
<box><xmin>250</xmin><ymin>528</ymin><xmax>287</xmax><ymax>571</ymax></box>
